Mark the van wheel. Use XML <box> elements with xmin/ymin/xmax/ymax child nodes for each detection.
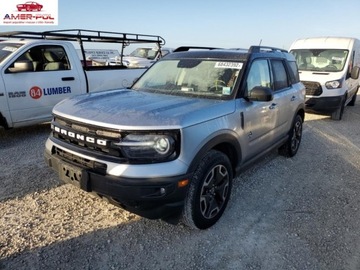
<box><xmin>331</xmin><ymin>95</ymin><xmax>346</xmax><ymax>120</ymax></box>
<box><xmin>348</xmin><ymin>90</ymin><xmax>358</xmax><ymax>106</ymax></box>
<box><xmin>182</xmin><ymin>150</ymin><xmax>232</xmax><ymax>230</ymax></box>
<box><xmin>279</xmin><ymin>114</ymin><xmax>303</xmax><ymax>157</ymax></box>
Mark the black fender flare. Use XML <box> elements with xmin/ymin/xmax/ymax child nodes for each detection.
<box><xmin>187</xmin><ymin>133</ymin><xmax>242</xmax><ymax>177</ymax></box>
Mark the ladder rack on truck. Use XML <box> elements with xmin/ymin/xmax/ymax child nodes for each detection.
<box><xmin>0</xmin><ymin>29</ymin><xmax>166</xmax><ymax>69</ymax></box>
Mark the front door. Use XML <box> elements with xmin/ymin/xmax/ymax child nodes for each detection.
<box><xmin>2</xmin><ymin>44</ymin><xmax>82</xmax><ymax>127</ymax></box>
<box><xmin>241</xmin><ymin>58</ymin><xmax>278</xmax><ymax>158</ymax></box>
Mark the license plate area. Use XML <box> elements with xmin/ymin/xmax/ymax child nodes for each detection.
<box><xmin>59</xmin><ymin>162</ymin><xmax>83</xmax><ymax>187</ymax></box>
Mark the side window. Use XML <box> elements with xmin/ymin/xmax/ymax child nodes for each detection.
<box><xmin>271</xmin><ymin>60</ymin><xmax>289</xmax><ymax>91</ymax></box>
<box><xmin>287</xmin><ymin>61</ymin><xmax>300</xmax><ymax>84</ymax></box>
<box><xmin>9</xmin><ymin>45</ymin><xmax>70</xmax><ymax>73</ymax></box>
<box><xmin>347</xmin><ymin>51</ymin><xmax>355</xmax><ymax>78</ymax></box>
<box><xmin>245</xmin><ymin>59</ymin><xmax>271</xmax><ymax>94</ymax></box>
<box><xmin>41</xmin><ymin>46</ymin><xmax>70</xmax><ymax>71</ymax></box>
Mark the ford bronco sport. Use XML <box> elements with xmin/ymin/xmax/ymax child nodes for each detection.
<box><xmin>44</xmin><ymin>46</ymin><xmax>305</xmax><ymax>229</ymax></box>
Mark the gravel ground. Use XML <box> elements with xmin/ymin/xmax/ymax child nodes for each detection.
<box><xmin>1</xmin><ymin>98</ymin><xmax>360</xmax><ymax>270</ymax></box>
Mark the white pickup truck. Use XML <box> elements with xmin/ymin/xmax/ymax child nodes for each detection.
<box><xmin>0</xmin><ymin>29</ymin><xmax>165</xmax><ymax>129</ymax></box>
<box><xmin>121</xmin><ymin>47</ymin><xmax>174</xmax><ymax>68</ymax></box>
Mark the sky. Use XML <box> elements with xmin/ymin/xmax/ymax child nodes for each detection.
<box><xmin>1</xmin><ymin>0</ymin><xmax>360</xmax><ymax>52</ymax></box>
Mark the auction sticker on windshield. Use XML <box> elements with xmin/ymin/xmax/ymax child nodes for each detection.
<box><xmin>215</xmin><ymin>62</ymin><xmax>243</xmax><ymax>69</ymax></box>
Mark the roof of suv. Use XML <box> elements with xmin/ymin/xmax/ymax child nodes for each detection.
<box><xmin>165</xmin><ymin>46</ymin><xmax>294</xmax><ymax>62</ymax></box>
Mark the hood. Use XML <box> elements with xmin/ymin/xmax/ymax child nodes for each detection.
<box><xmin>53</xmin><ymin>89</ymin><xmax>235</xmax><ymax>130</ymax></box>
<box><xmin>299</xmin><ymin>70</ymin><xmax>345</xmax><ymax>83</ymax></box>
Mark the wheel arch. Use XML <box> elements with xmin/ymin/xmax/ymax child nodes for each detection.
<box><xmin>0</xmin><ymin>112</ymin><xmax>9</xmax><ymax>129</ymax></box>
<box><xmin>297</xmin><ymin>106</ymin><xmax>305</xmax><ymax>122</ymax></box>
<box><xmin>187</xmin><ymin>133</ymin><xmax>241</xmax><ymax>178</ymax></box>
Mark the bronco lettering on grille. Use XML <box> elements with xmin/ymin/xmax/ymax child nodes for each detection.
<box><xmin>54</xmin><ymin>126</ymin><xmax>108</xmax><ymax>146</ymax></box>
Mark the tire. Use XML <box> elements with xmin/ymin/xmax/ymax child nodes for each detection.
<box><xmin>182</xmin><ymin>150</ymin><xmax>232</xmax><ymax>230</ymax></box>
<box><xmin>331</xmin><ymin>95</ymin><xmax>345</xmax><ymax>120</ymax></box>
<box><xmin>348</xmin><ymin>90</ymin><xmax>358</xmax><ymax>106</ymax></box>
<box><xmin>279</xmin><ymin>114</ymin><xmax>303</xmax><ymax>157</ymax></box>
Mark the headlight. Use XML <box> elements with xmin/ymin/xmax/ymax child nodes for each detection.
<box><xmin>325</xmin><ymin>80</ymin><xmax>342</xmax><ymax>89</ymax></box>
<box><xmin>130</xmin><ymin>62</ymin><xmax>140</xmax><ymax>68</ymax></box>
<box><xmin>113</xmin><ymin>133</ymin><xmax>179</xmax><ymax>162</ymax></box>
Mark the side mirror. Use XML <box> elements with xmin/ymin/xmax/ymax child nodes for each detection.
<box><xmin>247</xmin><ymin>86</ymin><xmax>273</xmax><ymax>102</ymax></box>
<box><xmin>7</xmin><ymin>60</ymin><xmax>33</xmax><ymax>73</ymax></box>
<box><xmin>351</xmin><ymin>66</ymin><xmax>360</xmax><ymax>80</ymax></box>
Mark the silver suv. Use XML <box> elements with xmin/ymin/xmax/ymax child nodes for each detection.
<box><xmin>44</xmin><ymin>46</ymin><xmax>305</xmax><ymax>229</ymax></box>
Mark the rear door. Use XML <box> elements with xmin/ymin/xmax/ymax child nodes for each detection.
<box><xmin>2</xmin><ymin>44</ymin><xmax>82</xmax><ymax>127</ymax></box>
<box><xmin>269</xmin><ymin>59</ymin><xmax>298</xmax><ymax>136</ymax></box>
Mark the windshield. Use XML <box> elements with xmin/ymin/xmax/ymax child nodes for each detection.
<box><xmin>0</xmin><ymin>43</ymin><xmax>24</xmax><ymax>64</ymax></box>
<box><xmin>291</xmin><ymin>49</ymin><xmax>349</xmax><ymax>72</ymax></box>
<box><xmin>129</xmin><ymin>48</ymin><xmax>158</xmax><ymax>60</ymax></box>
<box><xmin>132</xmin><ymin>59</ymin><xmax>242</xmax><ymax>98</ymax></box>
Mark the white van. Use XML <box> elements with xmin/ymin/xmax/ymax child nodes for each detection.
<box><xmin>289</xmin><ymin>37</ymin><xmax>360</xmax><ymax>120</ymax></box>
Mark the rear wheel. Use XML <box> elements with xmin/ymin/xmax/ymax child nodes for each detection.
<box><xmin>183</xmin><ymin>150</ymin><xmax>232</xmax><ymax>229</ymax></box>
<box><xmin>279</xmin><ymin>114</ymin><xmax>303</xmax><ymax>157</ymax></box>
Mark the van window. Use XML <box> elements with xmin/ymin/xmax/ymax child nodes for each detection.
<box><xmin>290</xmin><ymin>49</ymin><xmax>349</xmax><ymax>72</ymax></box>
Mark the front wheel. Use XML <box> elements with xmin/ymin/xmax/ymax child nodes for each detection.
<box><xmin>348</xmin><ymin>89</ymin><xmax>358</xmax><ymax>106</ymax></box>
<box><xmin>182</xmin><ymin>150</ymin><xmax>232</xmax><ymax>229</ymax></box>
<box><xmin>279</xmin><ymin>114</ymin><xmax>303</xmax><ymax>157</ymax></box>
<box><xmin>331</xmin><ymin>95</ymin><xmax>346</xmax><ymax>120</ymax></box>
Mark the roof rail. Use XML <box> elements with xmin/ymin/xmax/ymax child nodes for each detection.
<box><xmin>0</xmin><ymin>29</ymin><xmax>166</xmax><ymax>46</ymax></box>
<box><xmin>173</xmin><ymin>46</ymin><xmax>220</xmax><ymax>52</ymax></box>
<box><xmin>249</xmin><ymin>46</ymin><xmax>288</xmax><ymax>53</ymax></box>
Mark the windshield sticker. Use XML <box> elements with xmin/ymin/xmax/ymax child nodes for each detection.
<box><xmin>222</xmin><ymin>87</ymin><xmax>231</xmax><ymax>95</ymax></box>
<box><xmin>215</xmin><ymin>62</ymin><xmax>243</xmax><ymax>69</ymax></box>
<box><xmin>2</xmin><ymin>46</ymin><xmax>17</xmax><ymax>52</ymax></box>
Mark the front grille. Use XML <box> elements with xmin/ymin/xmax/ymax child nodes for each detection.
<box><xmin>51</xmin><ymin>116</ymin><xmax>125</xmax><ymax>159</ymax></box>
<box><xmin>51</xmin><ymin>116</ymin><xmax>180</xmax><ymax>165</ymax></box>
<box><xmin>302</xmin><ymin>81</ymin><xmax>323</xmax><ymax>96</ymax></box>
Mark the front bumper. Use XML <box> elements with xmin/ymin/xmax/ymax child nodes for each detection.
<box><xmin>305</xmin><ymin>95</ymin><xmax>343</xmax><ymax>113</ymax></box>
<box><xmin>44</xmin><ymin>151</ymin><xmax>191</xmax><ymax>219</ymax></box>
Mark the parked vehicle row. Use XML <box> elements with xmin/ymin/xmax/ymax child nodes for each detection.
<box><xmin>2</xmin><ymin>29</ymin><xmax>359</xmax><ymax>230</ymax></box>
<box><xmin>120</xmin><ymin>47</ymin><xmax>174</xmax><ymax>68</ymax></box>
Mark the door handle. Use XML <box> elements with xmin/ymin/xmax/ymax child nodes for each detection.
<box><xmin>269</xmin><ymin>103</ymin><xmax>277</xmax><ymax>109</ymax></box>
<box><xmin>291</xmin><ymin>96</ymin><xmax>296</xmax><ymax>101</ymax></box>
<box><xmin>62</xmin><ymin>77</ymin><xmax>75</xmax><ymax>81</ymax></box>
